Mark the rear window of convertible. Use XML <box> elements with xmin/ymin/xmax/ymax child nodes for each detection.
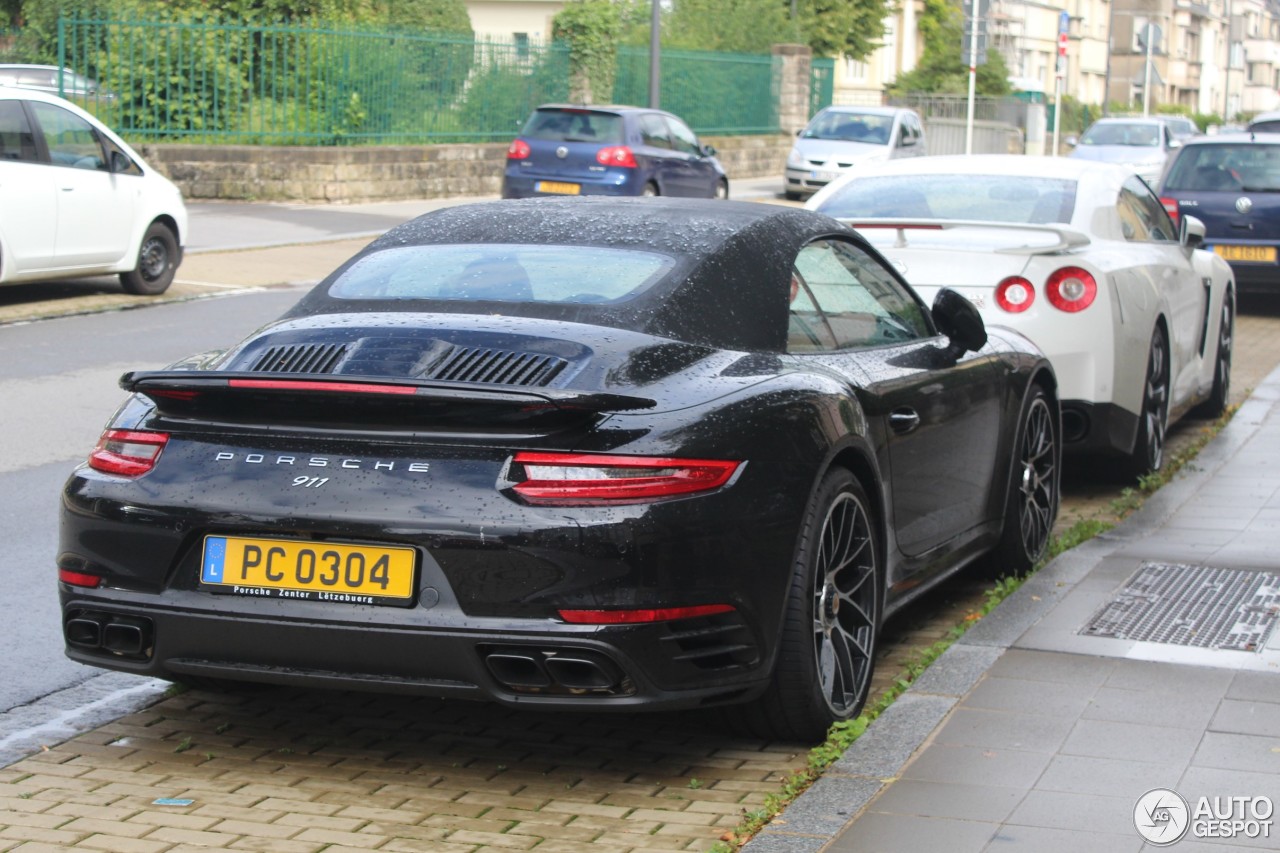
<box><xmin>327</xmin><ymin>244</ymin><xmax>676</xmax><ymax>303</ymax></box>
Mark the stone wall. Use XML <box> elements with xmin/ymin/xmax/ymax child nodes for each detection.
<box><xmin>139</xmin><ymin>134</ymin><xmax>792</xmax><ymax>203</ymax></box>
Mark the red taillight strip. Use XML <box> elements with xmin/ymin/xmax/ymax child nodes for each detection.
<box><xmin>559</xmin><ymin>604</ymin><xmax>736</xmax><ymax>624</ymax></box>
<box><xmin>510</xmin><ymin>451</ymin><xmax>741</xmax><ymax>504</ymax></box>
<box><xmin>88</xmin><ymin>430</ymin><xmax>170</xmax><ymax>477</ymax></box>
<box><xmin>59</xmin><ymin>568</ymin><xmax>102</xmax><ymax>588</ymax></box>
<box><xmin>228</xmin><ymin>379</ymin><xmax>418</xmax><ymax>395</ymax></box>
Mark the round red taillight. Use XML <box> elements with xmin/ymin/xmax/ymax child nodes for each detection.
<box><xmin>995</xmin><ymin>277</ymin><xmax>1035</xmax><ymax>313</ymax></box>
<box><xmin>596</xmin><ymin>145</ymin><xmax>638</xmax><ymax>168</ymax></box>
<box><xmin>507</xmin><ymin>138</ymin><xmax>531</xmax><ymax>160</ymax></box>
<box><xmin>1045</xmin><ymin>267</ymin><xmax>1097</xmax><ymax>313</ymax></box>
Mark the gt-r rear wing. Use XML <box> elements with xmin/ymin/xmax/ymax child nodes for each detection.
<box><xmin>120</xmin><ymin>371</ymin><xmax>656</xmax><ymax>432</ymax></box>
<box><xmin>837</xmin><ymin>218</ymin><xmax>1091</xmax><ymax>255</ymax></box>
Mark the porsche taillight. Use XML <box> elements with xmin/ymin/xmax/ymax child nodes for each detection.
<box><xmin>1160</xmin><ymin>196</ymin><xmax>1180</xmax><ymax>224</ymax></box>
<box><xmin>88</xmin><ymin>429</ymin><xmax>169</xmax><ymax>476</ymax></box>
<box><xmin>507</xmin><ymin>138</ymin><xmax>531</xmax><ymax>160</ymax></box>
<box><xmin>596</xmin><ymin>146</ymin><xmax>638</xmax><ymax>168</ymax></box>
<box><xmin>995</xmin><ymin>276</ymin><xmax>1035</xmax><ymax>313</ymax></box>
<box><xmin>508</xmin><ymin>451</ymin><xmax>741</xmax><ymax>505</ymax></box>
<box><xmin>1045</xmin><ymin>267</ymin><xmax>1098</xmax><ymax>313</ymax></box>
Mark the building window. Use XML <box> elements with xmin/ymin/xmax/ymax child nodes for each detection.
<box><xmin>843</xmin><ymin>56</ymin><xmax>868</xmax><ymax>82</ymax></box>
<box><xmin>514</xmin><ymin>32</ymin><xmax>530</xmax><ymax>59</ymax></box>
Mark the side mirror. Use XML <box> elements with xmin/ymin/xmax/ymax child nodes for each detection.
<box><xmin>1065</xmin><ymin>135</ymin><xmax>1079</xmax><ymax>148</ymax></box>
<box><xmin>700</xmin><ymin>143</ymin><xmax>717</xmax><ymax>158</ymax></box>
<box><xmin>1181</xmin><ymin>214</ymin><xmax>1206</xmax><ymax>250</ymax></box>
<box><xmin>932</xmin><ymin>288</ymin><xmax>987</xmax><ymax>358</ymax></box>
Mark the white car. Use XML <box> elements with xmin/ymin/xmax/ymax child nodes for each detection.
<box><xmin>1067</xmin><ymin>117</ymin><xmax>1181</xmax><ymax>186</ymax></box>
<box><xmin>807</xmin><ymin>155</ymin><xmax>1235</xmax><ymax>477</ymax></box>
<box><xmin>0</xmin><ymin>86</ymin><xmax>186</xmax><ymax>294</ymax></box>
<box><xmin>784</xmin><ymin>106</ymin><xmax>926</xmax><ymax>200</ymax></box>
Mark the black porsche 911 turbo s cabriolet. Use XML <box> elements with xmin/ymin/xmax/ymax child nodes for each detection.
<box><xmin>59</xmin><ymin>197</ymin><xmax>1059</xmax><ymax>742</ymax></box>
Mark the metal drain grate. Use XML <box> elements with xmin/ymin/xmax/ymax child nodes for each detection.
<box><xmin>1080</xmin><ymin>563</ymin><xmax>1280</xmax><ymax>651</ymax></box>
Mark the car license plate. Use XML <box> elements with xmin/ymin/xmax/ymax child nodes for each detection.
<box><xmin>536</xmin><ymin>181</ymin><xmax>581</xmax><ymax>195</ymax></box>
<box><xmin>200</xmin><ymin>536</ymin><xmax>416</xmax><ymax>606</ymax></box>
<box><xmin>1214</xmin><ymin>244</ymin><xmax>1277</xmax><ymax>263</ymax></box>
<box><xmin>810</xmin><ymin>170</ymin><xmax>841</xmax><ymax>182</ymax></box>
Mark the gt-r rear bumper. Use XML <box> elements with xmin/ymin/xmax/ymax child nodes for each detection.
<box><xmin>1060</xmin><ymin>400</ymin><xmax>1139</xmax><ymax>457</ymax></box>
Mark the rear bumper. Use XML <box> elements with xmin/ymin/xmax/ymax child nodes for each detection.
<box><xmin>61</xmin><ymin>588</ymin><xmax>769</xmax><ymax>711</ymax></box>
<box><xmin>501</xmin><ymin>170</ymin><xmax>641</xmax><ymax>199</ymax></box>
<box><xmin>1061</xmin><ymin>400</ymin><xmax>1138</xmax><ymax>457</ymax></box>
<box><xmin>1224</xmin><ymin>261</ymin><xmax>1280</xmax><ymax>294</ymax></box>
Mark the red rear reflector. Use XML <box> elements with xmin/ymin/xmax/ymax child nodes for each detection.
<box><xmin>510</xmin><ymin>451</ymin><xmax>740</xmax><ymax>505</ymax></box>
<box><xmin>1045</xmin><ymin>267</ymin><xmax>1098</xmax><ymax>313</ymax></box>
<box><xmin>995</xmin><ymin>276</ymin><xmax>1035</xmax><ymax>313</ymax></box>
<box><xmin>88</xmin><ymin>430</ymin><xmax>169</xmax><ymax>476</ymax></box>
<box><xmin>228</xmin><ymin>379</ymin><xmax>417</xmax><ymax>395</ymax></box>
<box><xmin>58</xmin><ymin>568</ymin><xmax>102</xmax><ymax>588</ymax></box>
<box><xmin>559</xmin><ymin>604</ymin><xmax>736</xmax><ymax>624</ymax></box>
<box><xmin>1160</xmin><ymin>196</ymin><xmax>1180</xmax><ymax>224</ymax></box>
<box><xmin>507</xmin><ymin>138</ymin><xmax>531</xmax><ymax>160</ymax></box>
<box><xmin>596</xmin><ymin>146</ymin><xmax>638</xmax><ymax>168</ymax></box>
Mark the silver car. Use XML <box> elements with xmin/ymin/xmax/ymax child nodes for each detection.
<box><xmin>1068</xmin><ymin>117</ymin><xmax>1180</xmax><ymax>185</ymax></box>
<box><xmin>784</xmin><ymin>106</ymin><xmax>927</xmax><ymax>200</ymax></box>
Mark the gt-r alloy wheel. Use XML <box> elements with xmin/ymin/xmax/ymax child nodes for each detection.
<box><xmin>1194</xmin><ymin>293</ymin><xmax>1234</xmax><ymax>419</ymax></box>
<box><xmin>992</xmin><ymin>386</ymin><xmax>1058</xmax><ymax>575</ymax></box>
<box><xmin>740</xmin><ymin>469</ymin><xmax>880</xmax><ymax>742</ymax></box>
<box><xmin>1131</xmin><ymin>326</ymin><xmax>1170</xmax><ymax>476</ymax></box>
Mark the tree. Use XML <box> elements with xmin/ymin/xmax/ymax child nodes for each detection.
<box><xmin>662</xmin><ymin>0</ymin><xmax>796</xmax><ymax>54</ymax></box>
<box><xmin>552</xmin><ymin>0</ymin><xmax>624</xmax><ymax>102</ymax></box>
<box><xmin>791</xmin><ymin>0</ymin><xmax>885</xmax><ymax>61</ymax></box>
<box><xmin>888</xmin><ymin>0</ymin><xmax>1010</xmax><ymax>95</ymax></box>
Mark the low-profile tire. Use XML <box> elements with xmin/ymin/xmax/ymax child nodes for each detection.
<box><xmin>1192</xmin><ymin>291</ymin><xmax>1233</xmax><ymax>419</ymax></box>
<box><xmin>989</xmin><ymin>385</ymin><xmax>1059</xmax><ymax>576</ymax></box>
<box><xmin>1127</xmin><ymin>326</ymin><xmax>1170</xmax><ymax>478</ymax></box>
<box><xmin>714</xmin><ymin>179</ymin><xmax>729</xmax><ymax>200</ymax></box>
<box><xmin>120</xmin><ymin>222</ymin><xmax>179</xmax><ymax>295</ymax></box>
<box><xmin>641</xmin><ymin>182</ymin><xmax>659</xmax><ymax>197</ymax></box>
<box><xmin>735</xmin><ymin>469</ymin><xmax>880</xmax><ymax>742</ymax></box>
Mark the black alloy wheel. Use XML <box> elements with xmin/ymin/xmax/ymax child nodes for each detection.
<box><xmin>736</xmin><ymin>469</ymin><xmax>880</xmax><ymax>742</ymax></box>
<box><xmin>1194</xmin><ymin>293</ymin><xmax>1234</xmax><ymax>419</ymax></box>
<box><xmin>120</xmin><ymin>223</ymin><xmax>178</xmax><ymax>295</ymax></box>
<box><xmin>991</xmin><ymin>386</ymin><xmax>1058</xmax><ymax>575</ymax></box>
<box><xmin>1131</xmin><ymin>326</ymin><xmax>1170</xmax><ymax>476</ymax></box>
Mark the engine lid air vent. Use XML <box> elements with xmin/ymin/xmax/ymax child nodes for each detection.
<box><xmin>249</xmin><ymin>342</ymin><xmax>348</xmax><ymax>374</ymax></box>
<box><xmin>421</xmin><ymin>344</ymin><xmax>567</xmax><ymax>388</ymax></box>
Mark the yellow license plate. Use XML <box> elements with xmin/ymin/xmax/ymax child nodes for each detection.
<box><xmin>1214</xmin><ymin>244</ymin><xmax>1277</xmax><ymax>263</ymax></box>
<box><xmin>200</xmin><ymin>536</ymin><xmax>416</xmax><ymax>606</ymax></box>
<box><xmin>536</xmin><ymin>181</ymin><xmax>581</xmax><ymax>195</ymax></box>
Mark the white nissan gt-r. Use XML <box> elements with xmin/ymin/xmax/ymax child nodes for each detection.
<box><xmin>808</xmin><ymin>154</ymin><xmax>1235</xmax><ymax>478</ymax></box>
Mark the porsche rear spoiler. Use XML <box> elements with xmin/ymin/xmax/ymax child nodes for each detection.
<box><xmin>120</xmin><ymin>371</ymin><xmax>655</xmax><ymax>431</ymax></box>
<box><xmin>838</xmin><ymin>218</ymin><xmax>1091</xmax><ymax>255</ymax></box>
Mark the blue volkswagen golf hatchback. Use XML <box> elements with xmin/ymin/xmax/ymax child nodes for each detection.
<box><xmin>501</xmin><ymin>104</ymin><xmax>729</xmax><ymax>199</ymax></box>
<box><xmin>1158</xmin><ymin>132</ymin><xmax>1280</xmax><ymax>293</ymax></box>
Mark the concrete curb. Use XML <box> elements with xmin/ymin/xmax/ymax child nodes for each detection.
<box><xmin>743</xmin><ymin>362</ymin><xmax>1280</xmax><ymax>852</ymax></box>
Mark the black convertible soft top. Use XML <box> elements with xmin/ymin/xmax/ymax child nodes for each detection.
<box><xmin>285</xmin><ymin>197</ymin><xmax>859</xmax><ymax>353</ymax></box>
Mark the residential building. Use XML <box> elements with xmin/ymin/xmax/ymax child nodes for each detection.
<box><xmin>467</xmin><ymin>0</ymin><xmax>564</xmax><ymax>44</ymax></box>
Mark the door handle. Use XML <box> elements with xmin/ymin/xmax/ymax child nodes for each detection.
<box><xmin>889</xmin><ymin>408</ymin><xmax>920</xmax><ymax>434</ymax></box>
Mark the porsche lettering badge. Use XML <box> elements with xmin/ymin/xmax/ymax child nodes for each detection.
<box><xmin>213</xmin><ymin>452</ymin><xmax>430</xmax><ymax>473</ymax></box>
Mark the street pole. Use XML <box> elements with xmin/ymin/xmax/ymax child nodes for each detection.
<box><xmin>649</xmin><ymin>0</ymin><xmax>660</xmax><ymax>108</ymax></box>
<box><xmin>965</xmin><ymin>4</ymin><xmax>979</xmax><ymax>154</ymax></box>
<box><xmin>1142</xmin><ymin>23</ymin><xmax>1153</xmax><ymax>116</ymax></box>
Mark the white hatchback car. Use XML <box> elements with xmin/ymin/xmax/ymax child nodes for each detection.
<box><xmin>0</xmin><ymin>86</ymin><xmax>186</xmax><ymax>294</ymax></box>
<box><xmin>784</xmin><ymin>106</ymin><xmax>927</xmax><ymax>200</ymax></box>
<box><xmin>808</xmin><ymin>155</ymin><xmax>1235</xmax><ymax>477</ymax></box>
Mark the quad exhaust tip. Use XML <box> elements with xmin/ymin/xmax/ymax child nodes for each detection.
<box><xmin>483</xmin><ymin>647</ymin><xmax>626</xmax><ymax>694</ymax></box>
<box><xmin>65</xmin><ymin>611</ymin><xmax>154</xmax><ymax>658</ymax></box>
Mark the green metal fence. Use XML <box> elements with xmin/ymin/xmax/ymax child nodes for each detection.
<box><xmin>51</xmin><ymin>17</ymin><xmax>783</xmax><ymax>145</ymax></box>
<box><xmin>0</xmin><ymin>27</ymin><xmax>21</xmax><ymax>62</ymax></box>
<box><xmin>809</xmin><ymin>57</ymin><xmax>834</xmax><ymax>118</ymax></box>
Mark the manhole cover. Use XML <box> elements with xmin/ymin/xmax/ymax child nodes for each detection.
<box><xmin>1080</xmin><ymin>562</ymin><xmax>1280</xmax><ymax>651</ymax></box>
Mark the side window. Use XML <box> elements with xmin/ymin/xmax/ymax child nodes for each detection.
<box><xmin>0</xmin><ymin>100</ymin><xmax>41</xmax><ymax>164</ymax></box>
<box><xmin>1119</xmin><ymin>177</ymin><xmax>1177</xmax><ymax>242</ymax></box>
<box><xmin>639</xmin><ymin>113</ymin><xmax>671</xmax><ymax>149</ymax></box>
<box><xmin>29</xmin><ymin>101</ymin><xmax>106</xmax><ymax>170</ymax></box>
<box><xmin>788</xmin><ymin>240</ymin><xmax>930</xmax><ymax>353</ymax></box>
<box><xmin>667</xmin><ymin>118</ymin><xmax>701</xmax><ymax>155</ymax></box>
